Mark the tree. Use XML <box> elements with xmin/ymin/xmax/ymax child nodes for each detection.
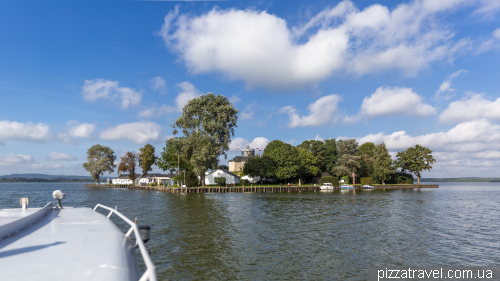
<box><xmin>138</xmin><ymin>144</ymin><xmax>157</xmax><ymax>176</ymax></box>
<box><xmin>324</xmin><ymin>139</ymin><xmax>338</xmax><ymax>174</ymax></box>
<box><xmin>157</xmin><ymin>137</ymin><xmax>192</xmax><ymax>174</ymax></box>
<box><xmin>263</xmin><ymin>140</ymin><xmax>301</xmax><ymax>182</ymax></box>
<box><xmin>297</xmin><ymin>148</ymin><xmax>321</xmax><ymax>184</ymax></box>
<box><xmin>83</xmin><ymin>144</ymin><xmax>116</xmax><ymax>183</ymax></box>
<box><xmin>395</xmin><ymin>144</ymin><xmax>436</xmax><ymax>184</ymax></box>
<box><xmin>359</xmin><ymin>142</ymin><xmax>376</xmax><ymax>157</ymax></box>
<box><xmin>359</xmin><ymin>142</ymin><xmax>376</xmax><ymax>177</ymax></box>
<box><xmin>332</xmin><ymin>154</ymin><xmax>360</xmax><ymax>177</ymax></box>
<box><xmin>172</xmin><ymin>93</ymin><xmax>238</xmax><ymax>187</ymax></box>
<box><xmin>336</xmin><ymin>139</ymin><xmax>359</xmax><ymax>157</ymax></box>
<box><xmin>243</xmin><ymin>155</ymin><xmax>275</xmax><ymax>184</ymax></box>
<box><xmin>297</xmin><ymin>140</ymin><xmax>326</xmax><ymax>171</ymax></box>
<box><xmin>118</xmin><ymin>151</ymin><xmax>138</xmax><ymax>181</ymax></box>
<box><xmin>373</xmin><ymin>143</ymin><xmax>392</xmax><ymax>184</ymax></box>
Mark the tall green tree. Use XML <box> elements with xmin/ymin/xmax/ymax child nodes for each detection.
<box><xmin>395</xmin><ymin>144</ymin><xmax>436</xmax><ymax>184</ymax></box>
<box><xmin>359</xmin><ymin>142</ymin><xmax>376</xmax><ymax>177</ymax></box>
<box><xmin>138</xmin><ymin>144</ymin><xmax>157</xmax><ymax>176</ymax></box>
<box><xmin>297</xmin><ymin>140</ymin><xmax>326</xmax><ymax>171</ymax></box>
<box><xmin>263</xmin><ymin>140</ymin><xmax>301</xmax><ymax>182</ymax></box>
<box><xmin>373</xmin><ymin>143</ymin><xmax>393</xmax><ymax>184</ymax></box>
<box><xmin>172</xmin><ymin>93</ymin><xmax>238</xmax><ymax>186</ymax></box>
<box><xmin>297</xmin><ymin>148</ymin><xmax>321</xmax><ymax>183</ymax></box>
<box><xmin>243</xmin><ymin>155</ymin><xmax>275</xmax><ymax>184</ymax></box>
<box><xmin>83</xmin><ymin>144</ymin><xmax>117</xmax><ymax>183</ymax></box>
<box><xmin>324</xmin><ymin>139</ymin><xmax>338</xmax><ymax>174</ymax></box>
<box><xmin>336</xmin><ymin>139</ymin><xmax>359</xmax><ymax>157</ymax></box>
<box><xmin>118</xmin><ymin>151</ymin><xmax>138</xmax><ymax>181</ymax></box>
<box><xmin>359</xmin><ymin>142</ymin><xmax>376</xmax><ymax>157</ymax></box>
<box><xmin>332</xmin><ymin>139</ymin><xmax>360</xmax><ymax>178</ymax></box>
<box><xmin>157</xmin><ymin>137</ymin><xmax>192</xmax><ymax>174</ymax></box>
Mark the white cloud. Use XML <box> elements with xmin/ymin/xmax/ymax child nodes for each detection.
<box><xmin>150</xmin><ymin>76</ymin><xmax>168</xmax><ymax>94</ymax></box>
<box><xmin>82</xmin><ymin>79</ymin><xmax>142</xmax><ymax>110</ymax></box>
<box><xmin>439</xmin><ymin>94</ymin><xmax>500</xmax><ymax>124</ymax></box>
<box><xmin>358</xmin><ymin>119</ymin><xmax>500</xmax><ymax>152</ymax></box>
<box><xmin>314</xmin><ymin>134</ymin><xmax>324</xmax><ymax>141</ymax></box>
<box><xmin>229</xmin><ymin>137</ymin><xmax>269</xmax><ymax>151</ymax></box>
<box><xmin>435</xmin><ymin>69</ymin><xmax>467</xmax><ymax>99</ymax></box>
<box><xmin>0</xmin><ymin>121</ymin><xmax>50</xmax><ymax>142</ymax></box>
<box><xmin>0</xmin><ymin>153</ymin><xmax>33</xmax><ymax>166</ymax></box>
<box><xmin>477</xmin><ymin>28</ymin><xmax>500</xmax><ymax>53</ymax></box>
<box><xmin>138</xmin><ymin>104</ymin><xmax>176</xmax><ymax>119</ymax></box>
<box><xmin>473</xmin><ymin>0</ymin><xmax>500</xmax><ymax>18</ymax></box>
<box><xmin>359</xmin><ymin>87</ymin><xmax>436</xmax><ymax>118</ymax></box>
<box><xmin>229</xmin><ymin>95</ymin><xmax>242</xmax><ymax>104</ymax></box>
<box><xmin>58</xmin><ymin>121</ymin><xmax>96</xmax><ymax>143</ymax></box>
<box><xmin>160</xmin><ymin>1</ymin><xmax>469</xmax><ymax>89</ymax></box>
<box><xmin>29</xmin><ymin>163</ymin><xmax>61</xmax><ymax>170</ymax></box>
<box><xmin>280</xmin><ymin>94</ymin><xmax>342</xmax><ymax>128</ymax></box>
<box><xmin>48</xmin><ymin>152</ymin><xmax>76</xmax><ymax>161</ymax></box>
<box><xmin>99</xmin><ymin>122</ymin><xmax>162</xmax><ymax>144</ymax></box>
<box><xmin>176</xmin><ymin>81</ymin><xmax>201</xmax><ymax>111</ymax></box>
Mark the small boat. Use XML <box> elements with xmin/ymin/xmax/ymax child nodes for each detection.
<box><xmin>362</xmin><ymin>184</ymin><xmax>375</xmax><ymax>190</ymax></box>
<box><xmin>340</xmin><ymin>184</ymin><xmax>354</xmax><ymax>192</ymax></box>
<box><xmin>0</xmin><ymin>191</ymin><xmax>156</xmax><ymax>281</ymax></box>
<box><xmin>320</xmin><ymin>183</ymin><xmax>335</xmax><ymax>190</ymax></box>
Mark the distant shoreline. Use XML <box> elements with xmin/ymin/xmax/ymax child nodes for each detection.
<box><xmin>0</xmin><ymin>178</ymin><xmax>93</xmax><ymax>183</ymax></box>
<box><xmin>421</xmin><ymin>178</ymin><xmax>500</xmax><ymax>182</ymax></box>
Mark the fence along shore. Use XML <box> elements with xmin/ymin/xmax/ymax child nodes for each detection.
<box><xmin>85</xmin><ymin>184</ymin><xmax>439</xmax><ymax>193</ymax></box>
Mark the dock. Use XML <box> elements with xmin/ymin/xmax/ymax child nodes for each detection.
<box><xmin>85</xmin><ymin>184</ymin><xmax>438</xmax><ymax>193</ymax></box>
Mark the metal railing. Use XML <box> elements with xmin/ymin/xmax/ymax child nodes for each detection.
<box><xmin>93</xmin><ymin>204</ymin><xmax>157</xmax><ymax>281</ymax></box>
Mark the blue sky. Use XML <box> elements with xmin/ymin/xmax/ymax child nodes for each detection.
<box><xmin>1</xmin><ymin>0</ymin><xmax>500</xmax><ymax>178</ymax></box>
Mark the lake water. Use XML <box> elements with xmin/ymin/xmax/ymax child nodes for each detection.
<box><xmin>1</xmin><ymin>182</ymin><xmax>499</xmax><ymax>280</ymax></box>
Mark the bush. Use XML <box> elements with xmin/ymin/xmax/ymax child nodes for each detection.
<box><xmin>214</xmin><ymin>176</ymin><xmax>226</xmax><ymax>186</ymax></box>
<box><xmin>387</xmin><ymin>172</ymin><xmax>414</xmax><ymax>184</ymax></box>
<box><xmin>321</xmin><ymin>176</ymin><xmax>339</xmax><ymax>186</ymax></box>
<box><xmin>360</xmin><ymin>177</ymin><xmax>373</xmax><ymax>185</ymax></box>
<box><xmin>341</xmin><ymin>176</ymin><xmax>349</xmax><ymax>184</ymax></box>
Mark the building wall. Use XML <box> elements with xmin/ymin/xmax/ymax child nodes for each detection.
<box><xmin>229</xmin><ymin>161</ymin><xmax>244</xmax><ymax>172</ymax></box>
<box><xmin>205</xmin><ymin>169</ymin><xmax>240</xmax><ymax>185</ymax></box>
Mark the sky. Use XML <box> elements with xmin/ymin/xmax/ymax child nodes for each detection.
<box><xmin>1</xmin><ymin>0</ymin><xmax>500</xmax><ymax>178</ymax></box>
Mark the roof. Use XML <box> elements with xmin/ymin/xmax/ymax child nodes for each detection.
<box><xmin>140</xmin><ymin>173</ymin><xmax>171</xmax><ymax>178</ymax></box>
<box><xmin>228</xmin><ymin>156</ymin><xmax>251</xmax><ymax>163</ymax></box>
<box><xmin>208</xmin><ymin>169</ymin><xmax>240</xmax><ymax>179</ymax></box>
<box><xmin>115</xmin><ymin>174</ymin><xmax>140</xmax><ymax>180</ymax></box>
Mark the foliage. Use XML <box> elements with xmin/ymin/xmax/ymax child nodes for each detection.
<box><xmin>297</xmin><ymin>148</ymin><xmax>321</xmax><ymax>182</ymax></box>
<box><xmin>297</xmin><ymin>140</ymin><xmax>326</xmax><ymax>171</ymax></box>
<box><xmin>387</xmin><ymin>172</ymin><xmax>414</xmax><ymax>184</ymax></box>
<box><xmin>373</xmin><ymin>143</ymin><xmax>393</xmax><ymax>184</ymax></box>
<box><xmin>263</xmin><ymin>140</ymin><xmax>301</xmax><ymax>182</ymax></box>
<box><xmin>359</xmin><ymin>142</ymin><xmax>376</xmax><ymax>157</ymax></box>
<box><xmin>118</xmin><ymin>151</ymin><xmax>138</xmax><ymax>181</ymax></box>
<box><xmin>214</xmin><ymin>176</ymin><xmax>226</xmax><ymax>186</ymax></box>
<box><xmin>172</xmin><ymin>93</ymin><xmax>238</xmax><ymax>186</ymax></box>
<box><xmin>83</xmin><ymin>144</ymin><xmax>117</xmax><ymax>183</ymax></box>
<box><xmin>243</xmin><ymin>155</ymin><xmax>275</xmax><ymax>184</ymax></box>
<box><xmin>157</xmin><ymin>137</ymin><xmax>192</xmax><ymax>174</ymax></box>
<box><xmin>336</xmin><ymin>139</ymin><xmax>359</xmax><ymax>157</ymax></box>
<box><xmin>395</xmin><ymin>144</ymin><xmax>436</xmax><ymax>184</ymax></box>
<box><xmin>219</xmin><ymin>165</ymin><xmax>229</xmax><ymax>170</ymax></box>
<box><xmin>332</xmin><ymin>154</ymin><xmax>360</xmax><ymax>177</ymax></box>
<box><xmin>360</xmin><ymin>177</ymin><xmax>373</xmax><ymax>185</ymax></box>
<box><xmin>174</xmin><ymin>170</ymin><xmax>199</xmax><ymax>187</ymax></box>
<box><xmin>341</xmin><ymin>176</ymin><xmax>349</xmax><ymax>184</ymax></box>
<box><xmin>320</xmin><ymin>176</ymin><xmax>339</xmax><ymax>186</ymax></box>
<box><xmin>138</xmin><ymin>144</ymin><xmax>157</xmax><ymax>176</ymax></box>
<box><xmin>324</xmin><ymin>139</ymin><xmax>338</xmax><ymax>174</ymax></box>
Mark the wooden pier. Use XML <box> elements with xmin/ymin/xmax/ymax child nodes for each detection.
<box><xmin>85</xmin><ymin>184</ymin><xmax>438</xmax><ymax>193</ymax></box>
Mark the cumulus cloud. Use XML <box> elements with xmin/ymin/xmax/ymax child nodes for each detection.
<box><xmin>100</xmin><ymin>122</ymin><xmax>162</xmax><ymax>144</ymax></box>
<box><xmin>344</xmin><ymin>87</ymin><xmax>435</xmax><ymax>122</ymax></box>
<box><xmin>229</xmin><ymin>137</ymin><xmax>269</xmax><ymax>152</ymax></box>
<box><xmin>150</xmin><ymin>76</ymin><xmax>168</xmax><ymax>94</ymax></box>
<box><xmin>358</xmin><ymin>119</ymin><xmax>500</xmax><ymax>153</ymax></box>
<box><xmin>0</xmin><ymin>121</ymin><xmax>50</xmax><ymax>142</ymax></box>
<box><xmin>439</xmin><ymin>94</ymin><xmax>500</xmax><ymax>124</ymax></box>
<box><xmin>160</xmin><ymin>1</ymin><xmax>470</xmax><ymax>89</ymax></box>
<box><xmin>58</xmin><ymin>120</ymin><xmax>96</xmax><ymax>143</ymax></box>
<box><xmin>138</xmin><ymin>104</ymin><xmax>176</xmax><ymax>119</ymax></box>
<box><xmin>48</xmin><ymin>152</ymin><xmax>76</xmax><ymax>161</ymax></box>
<box><xmin>435</xmin><ymin>69</ymin><xmax>467</xmax><ymax>99</ymax></box>
<box><xmin>280</xmin><ymin>94</ymin><xmax>342</xmax><ymax>128</ymax></box>
<box><xmin>82</xmin><ymin>79</ymin><xmax>142</xmax><ymax>110</ymax></box>
<box><xmin>176</xmin><ymin>81</ymin><xmax>201</xmax><ymax>111</ymax></box>
<box><xmin>0</xmin><ymin>153</ymin><xmax>33</xmax><ymax>166</ymax></box>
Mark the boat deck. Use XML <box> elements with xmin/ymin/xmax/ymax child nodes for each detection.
<box><xmin>0</xmin><ymin>205</ymin><xmax>140</xmax><ymax>281</ymax></box>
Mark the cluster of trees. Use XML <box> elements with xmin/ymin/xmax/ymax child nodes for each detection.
<box><xmin>83</xmin><ymin>93</ymin><xmax>435</xmax><ymax>186</ymax></box>
<box><xmin>243</xmin><ymin>139</ymin><xmax>435</xmax><ymax>185</ymax></box>
<box><xmin>82</xmin><ymin>143</ymin><xmax>159</xmax><ymax>183</ymax></box>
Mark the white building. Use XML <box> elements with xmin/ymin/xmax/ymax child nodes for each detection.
<box><xmin>137</xmin><ymin>173</ymin><xmax>171</xmax><ymax>185</ymax></box>
<box><xmin>205</xmin><ymin>169</ymin><xmax>240</xmax><ymax>185</ymax></box>
<box><xmin>112</xmin><ymin>175</ymin><xmax>136</xmax><ymax>185</ymax></box>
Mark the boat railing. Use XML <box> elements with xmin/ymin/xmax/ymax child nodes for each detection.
<box><xmin>93</xmin><ymin>204</ymin><xmax>157</xmax><ymax>281</ymax></box>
